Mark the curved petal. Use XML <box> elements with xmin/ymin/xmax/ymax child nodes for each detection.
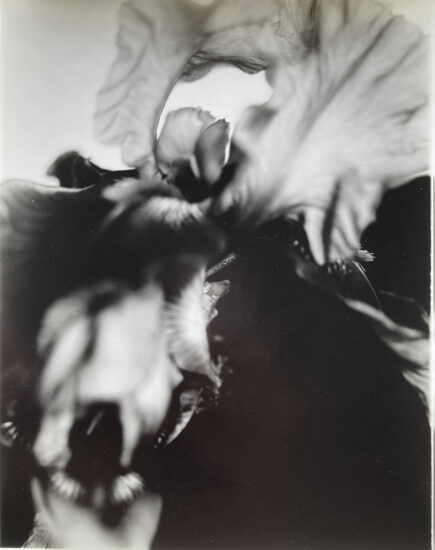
<box><xmin>156</xmin><ymin>107</ymin><xmax>229</xmax><ymax>186</ymax></box>
<box><xmin>165</xmin><ymin>387</ymin><xmax>202</xmax><ymax>446</ymax></box>
<box><xmin>164</xmin><ymin>263</ymin><xmax>219</xmax><ymax>383</ymax></box>
<box><xmin>94</xmin><ymin>0</ymin><xmax>276</xmax><ymax>167</ymax></box>
<box><xmin>0</xmin><ymin>179</ymin><xmax>107</xmax><ymax>272</ymax></box>
<box><xmin>23</xmin><ymin>512</ymin><xmax>53</xmax><ymax>548</ymax></box>
<box><xmin>212</xmin><ymin>0</ymin><xmax>429</xmax><ymax>264</ymax></box>
<box><xmin>344</xmin><ymin>295</ymin><xmax>429</xmax><ymax>408</ymax></box>
<box><xmin>281</xmin><ymin>234</ymin><xmax>429</xmax><ymax>408</ymax></box>
<box><xmin>0</xmin><ymin>179</ymin><xmax>110</xmax><ymax>370</ymax></box>
<box><xmin>0</xmin><ymin>170</ymin><xmax>226</xmax><ymax>441</ymax></box>
<box><xmin>31</xmin><ymin>478</ymin><xmax>162</xmax><ymax>549</ymax></box>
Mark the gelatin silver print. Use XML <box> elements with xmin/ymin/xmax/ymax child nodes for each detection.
<box><xmin>0</xmin><ymin>0</ymin><xmax>431</xmax><ymax>548</ymax></box>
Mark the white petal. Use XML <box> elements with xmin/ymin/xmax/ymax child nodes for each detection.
<box><xmin>94</xmin><ymin>0</ymin><xmax>275</xmax><ymax>167</ymax></box>
<box><xmin>156</xmin><ymin>108</ymin><xmax>229</xmax><ymax>185</ymax></box>
<box><xmin>211</xmin><ymin>0</ymin><xmax>429</xmax><ymax>263</ymax></box>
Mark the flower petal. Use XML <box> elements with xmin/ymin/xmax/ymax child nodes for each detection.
<box><xmin>94</xmin><ymin>0</ymin><xmax>275</xmax><ymax>167</ymax></box>
<box><xmin>164</xmin><ymin>263</ymin><xmax>216</xmax><ymax>383</ymax></box>
<box><xmin>344</xmin><ymin>294</ymin><xmax>429</xmax><ymax>408</ymax></box>
<box><xmin>156</xmin><ymin>107</ymin><xmax>229</xmax><ymax>187</ymax></box>
<box><xmin>281</xmin><ymin>234</ymin><xmax>429</xmax><ymax>408</ymax></box>
<box><xmin>0</xmin><ymin>179</ymin><xmax>110</xmax><ymax>368</ymax></box>
<box><xmin>212</xmin><ymin>0</ymin><xmax>429</xmax><ymax>264</ymax></box>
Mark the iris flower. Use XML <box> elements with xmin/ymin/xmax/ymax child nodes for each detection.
<box><xmin>1</xmin><ymin>0</ymin><xmax>429</xmax><ymax>547</ymax></box>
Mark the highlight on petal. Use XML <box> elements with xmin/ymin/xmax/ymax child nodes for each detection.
<box><xmin>94</xmin><ymin>0</ymin><xmax>275</xmax><ymax>168</ymax></box>
<box><xmin>203</xmin><ymin>279</ymin><xmax>230</xmax><ymax>322</ymax></box>
<box><xmin>344</xmin><ymin>295</ymin><xmax>429</xmax><ymax>408</ymax></box>
<box><xmin>0</xmin><ymin>179</ymin><xmax>110</xmax><ymax>370</ymax></box>
<box><xmin>1</xmin><ymin>164</ymin><xmax>229</xmax><ymax>475</ymax></box>
<box><xmin>0</xmin><ymin>178</ymin><xmax>107</xmax><ymax>272</ymax></box>
<box><xmin>211</xmin><ymin>0</ymin><xmax>429</xmax><ymax>264</ymax></box>
<box><xmin>156</xmin><ymin>107</ymin><xmax>230</xmax><ymax>186</ymax></box>
<box><xmin>23</xmin><ymin>512</ymin><xmax>53</xmax><ymax>549</ymax></box>
<box><xmin>165</xmin><ymin>387</ymin><xmax>202</xmax><ymax>446</ymax></box>
<box><xmin>31</xmin><ymin>476</ymin><xmax>162</xmax><ymax>549</ymax></box>
<box><xmin>34</xmin><ymin>280</ymin><xmax>181</xmax><ymax>470</ymax></box>
<box><xmin>284</xmin><ymin>237</ymin><xmax>429</xmax><ymax>409</ymax></box>
<box><xmin>164</xmin><ymin>262</ymin><xmax>218</xmax><ymax>383</ymax></box>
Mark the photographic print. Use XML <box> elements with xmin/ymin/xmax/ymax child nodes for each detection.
<box><xmin>0</xmin><ymin>0</ymin><xmax>432</xmax><ymax>548</ymax></box>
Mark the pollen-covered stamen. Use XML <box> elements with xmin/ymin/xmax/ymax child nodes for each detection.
<box><xmin>153</xmin><ymin>425</ymin><xmax>171</xmax><ymax>450</ymax></box>
<box><xmin>50</xmin><ymin>471</ymin><xmax>85</xmax><ymax>502</ymax></box>
<box><xmin>1</xmin><ymin>420</ymin><xmax>30</xmax><ymax>449</ymax></box>
<box><xmin>111</xmin><ymin>472</ymin><xmax>144</xmax><ymax>505</ymax></box>
<box><xmin>1</xmin><ymin>421</ymin><xmax>17</xmax><ymax>442</ymax></box>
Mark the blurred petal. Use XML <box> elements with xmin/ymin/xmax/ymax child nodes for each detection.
<box><xmin>344</xmin><ymin>294</ymin><xmax>429</xmax><ymax>407</ymax></box>
<box><xmin>47</xmin><ymin>151</ymin><xmax>104</xmax><ymax>189</ymax></box>
<box><xmin>184</xmin><ymin>0</ymin><xmax>315</xmax><ymax>79</ymax></box>
<box><xmin>203</xmin><ymin>279</ymin><xmax>230</xmax><ymax>322</ymax></box>
<box><xmin>0</xmin><ymin>179</ymin><xmax>110</xmax><ymax>372</ymax></box>
<box><xmin>1</xmin><ymin>166</ymin><xmax>227</xmax><ymax>474</ymax></box>
<box><xmin>165</xmin><ymin>387</ymin><xmax>202</xmax><ymax>445</ymax></box>
<box><xmin>94</xmin><ymin>0</ymin><xmax>275</xmax><ymax>167</ymax></box>
<box><xmin>0</xmin><ymin>179</ymin><xmax>106</xmax><ymax>281</ymax></box>
<box><xmin>156</xmin><ymin>107</ymin><xmax>229</xmax><ymax>186</ymax></box>
<box><xmin>212</xmin><ymin>0</ymin><xmax>429</xmax><ymax>263</ymax></box>
<box><xmin>34</xmin><ymin>280</ymin><xmax>186</xmax><ymax>472</ymax></box>
<box><xmin>23</xmin><ymin>512</ymin><xmax>53</xmax><ymax>549</ymax></box>
<box><xmin>283</xmin><ymin>235</ymin><xmax>429</xmax><ymax>408</ymax></box>
<box><xmin>165</xmin><ymin>264</ymin><xmax>216</xmax><ymax>382</ymax></box>
<box><xmin>195</xmin><ymin>119</ymin><xmax>230</xmax><ymax>184</ymax></box>
<box><xmin>31</xmin><ymin>477</ymin><xmax>162</xmax><ymax>549</ymax></box>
